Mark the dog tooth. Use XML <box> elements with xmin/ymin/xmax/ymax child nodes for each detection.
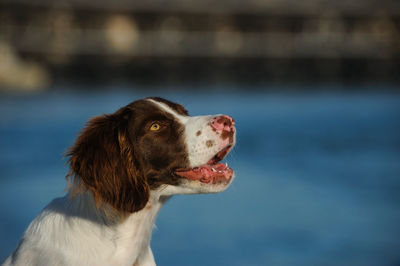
<box><xmin>218</xmin><ymin>170</ymin><xmax>223</xmax><ymax>173</ymax></box>
<box><xmin>211</xmin><ymin>168</ymin><xmax>217</xmax><ymax>172</ymax></box>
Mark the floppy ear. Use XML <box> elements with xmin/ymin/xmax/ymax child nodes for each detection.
<box><xmin>67</xmin><ymin>107</ymin><xmax>149</xmax><ymax>214</ymax></box>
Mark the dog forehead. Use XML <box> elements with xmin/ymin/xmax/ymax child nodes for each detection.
<box><xmin>148</xmin><ymin>97</ymin><xmax>188</xmax><ymax>114</ymax></box>
<box><xmin>146</xmin><ymin>98</ymin><xmax>189</xmax><ymax>124</ymax></box>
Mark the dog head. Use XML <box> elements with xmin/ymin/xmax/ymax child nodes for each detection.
<box><xmin>67</xmin><ymin>97</ymin><xmax>236</xmax><ymax>214</ymax></box>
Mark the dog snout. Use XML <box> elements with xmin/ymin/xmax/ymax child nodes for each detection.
<box><xmin>211</xmin><ymin>115</ymin><xmax>235</xmax><ymax>134</ymax></box>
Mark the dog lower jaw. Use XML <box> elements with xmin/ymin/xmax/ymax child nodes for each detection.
<box><xmin>175</xmin><ymin>163</ymin><xmax>233</xmax><ymax>185</ymax></box>
<box><xmin>159</xmin><ymin>172</ymin><xmax>235</xmax><ymax>196</ymax></box>
<box><xmin>174</xmin><ymin>143</ymin><xmax>234</xmax><ymax>186</ymax></box>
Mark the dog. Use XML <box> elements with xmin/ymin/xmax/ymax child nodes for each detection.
<box><xmin>3</xmin><ymin>97</ymin><xmax>236</xmax><ymax>266</ymax></box>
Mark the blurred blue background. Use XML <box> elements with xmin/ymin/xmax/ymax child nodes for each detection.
<box><xmin>1</xmin><ymin>0</ymin><xmax>400</xmax><ymax>265</ymax></box>
<box><xmin>1</xmin><ymin>88</ymin><xmax>399</xmax><ymax>265</ymax></box>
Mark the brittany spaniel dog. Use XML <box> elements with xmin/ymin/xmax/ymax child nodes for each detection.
<box><xmin>4</xmin><ymin>97</ymin><xmax>236</xmax><ymax>266</ymax></box>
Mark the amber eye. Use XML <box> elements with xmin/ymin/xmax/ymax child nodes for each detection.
<box><xmin>150</xmin><ymin>123</ymin><xmax>161</xmax><ymax>131</ymax></box>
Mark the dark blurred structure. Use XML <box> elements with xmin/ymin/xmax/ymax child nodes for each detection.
<box><xmin>0</xmin><ymin>0</ymin><xmax>399</xmax><ymax>89</ymax></box>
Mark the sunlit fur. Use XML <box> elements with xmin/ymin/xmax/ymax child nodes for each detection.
<box><xmin>4</xmin><ymin>98</ymin><xmax>235</xmax><ymax>266</ymax></box>
<box><xmin>67</xmin><ymin>107</ymin><xmax>150</xmax><ymax>215</ymax></box>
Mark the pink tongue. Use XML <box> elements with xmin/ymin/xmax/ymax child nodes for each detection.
<box><xmin>175</xmin><ymin>163</ymin><xmax>232</xmax><ymax>184</ymax></box>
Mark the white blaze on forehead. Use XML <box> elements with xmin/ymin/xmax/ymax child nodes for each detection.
<box><xmin>146</xmin><ymin>99</ymin><xmax>189</xmax><ymax>124</ymax></box>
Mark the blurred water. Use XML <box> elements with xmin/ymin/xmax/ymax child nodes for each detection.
<box><xmin>0</xmin><ymin>87</ymin><xmax>399</xmax><ymax>266</ymax></box>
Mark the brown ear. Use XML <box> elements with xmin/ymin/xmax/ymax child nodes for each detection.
<box><xmin>67</xmin><ymin>107</ymin><xmax>149</xmax><ymax>213</ymax></box>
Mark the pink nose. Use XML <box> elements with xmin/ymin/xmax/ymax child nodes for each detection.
<box><xmin>211</xmin><ymin>115</ymin><xmax>235</xmax><ymax>133</ymax></box>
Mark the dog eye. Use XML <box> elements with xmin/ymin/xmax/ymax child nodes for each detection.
<box><xmin>150</xmin><ymin>123</ymin><xmax>161</xmax><ymax>131</ymax></box>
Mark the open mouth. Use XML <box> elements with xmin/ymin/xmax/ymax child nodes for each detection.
<box><xmin>175</xmin><ymin>145</ymin><xmax>234</xmax><ymax>185</ymax></box>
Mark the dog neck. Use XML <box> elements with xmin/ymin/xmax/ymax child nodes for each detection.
<box><xmin>50</xmin><ymin>188</ymin><xmax>169</xmax><ymax>265</ymax></box>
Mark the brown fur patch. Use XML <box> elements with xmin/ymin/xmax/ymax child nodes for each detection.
<box><xmin>206</xmin><ymin>140</ymin><xmax>214</xmax><ymax>148</ymax></box>
<box><xmin>196</xmin><ymin>130</ymin><xmax>202</xmax><ymax>136</ymax></box>
<box><xmin>66</xmin><ymin>98</ymin><xmax>191</xmax><ymax>215</ymax></box>
<box><xmin>66</xmin><ymin>107</ymin><xmax>150</xmax><ymax>215</ymax></box>
<box><xmin>221</xmin><ymin>130</ymin><xmax>234</xmax><ymax>143</ymax></box>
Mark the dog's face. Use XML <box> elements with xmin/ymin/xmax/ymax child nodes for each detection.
<box><xmin>67</xmin><ymin>97</ymin><xmax>236</xmax><ymax>214</ymax></box>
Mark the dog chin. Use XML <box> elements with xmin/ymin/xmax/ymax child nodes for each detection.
<box><xmin>158</xmin><ymin>173</ymin><xmax>235</xmax><ymax>196</ymax></box>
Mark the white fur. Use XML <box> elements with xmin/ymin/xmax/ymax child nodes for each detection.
<box><xmin>3</xmin><ymin>99</ymin><xmax>235</xmax><ymax>266</ymax></box>
<box><xmin>3</xmin><ymin>190</ymin><xmax>166</xmax><ymax>266</ymax></box>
